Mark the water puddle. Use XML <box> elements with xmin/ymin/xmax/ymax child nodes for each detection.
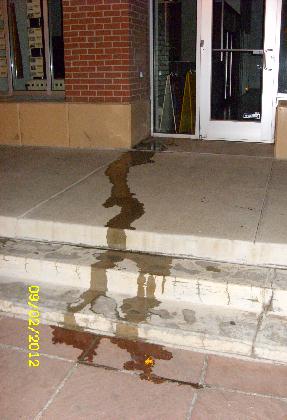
<box><xmin>50</xmin><ymin>326</ymin><xmax>173</xmax><ymax>384</ymax></box>
<box><xmin>58</xmin><ymin>150</ymin><xmax>173</xmax><ymax>359</ymax></box>
<box><xmin>109</xmin><ymin>337</ymin><xmax>173</xmax><ymax>384</ymax></box>
<box><xmin>50</xmin><ymin>326</ymin><xmax>99</xmax><ymax>362</ymax></box>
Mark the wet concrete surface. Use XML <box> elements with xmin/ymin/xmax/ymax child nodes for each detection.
<box><xmin>3</xmin><ymin>144</ymin><xmax>287</xmax><ymax>267</ymax></box>
<box><xmin>63</xmin><ymin>151</ymin><xmax>173</xmax><ymax>343</ymax></box>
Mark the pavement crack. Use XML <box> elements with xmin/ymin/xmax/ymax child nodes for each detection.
<box><xmin>251</xmin><ymin>273</ymin><xmax>274</xmax><ymax>357</ymax></box>
<box><xmin>20</xmin><ymin>158</ymin><xmax>119</xmax><ymax>219</ymax></box>
<box><xmin>54</xmin><ymin>262</ymin><xmax>59</xmax><ymax>274</ymax></box>
<box><xmin>75</xmin><ymin>266</ymin><xmax>81</xmax><ymax>282</ymax></box>
<box><xmin>196</xmin><ymin>281</ymin><xmax>203</xmax><ymax>303</ymax></box>
<box><xmin>24</xmin><ymin>258</ymin><xmax>28</xmax><ymax>273</ymax></box>
<box><xmin>254</xmin><ymin>160</ymin><xmax>274</xmax><ymax>244</ymax></box>
<box><xmin>199</xmin><ymin>354</ymin><xmax>209</xmax><ymax>385</ymax></box>
<box><xmin>226</xmin><ymin>280</ymin><xmax>231</xmax><ymax>305</ymax></box>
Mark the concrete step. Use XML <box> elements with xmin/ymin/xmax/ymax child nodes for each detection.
<box><xmin>1</xmin><ymin>149</ymin><xmax>287</xmax><ymax>268</ymax></box>
<box><xmin>2</xmin><ymin>214</ymin><xmax>287</xmax><ymax>268</ymax></box>
<box><xmin>1</xmin><ymin>237</ymin><xmax>287</xmax><ymax>316</ymax></box>
<box><xmin>0</xmin><ymin>274</ymin><xmax>286</xmax><ymax>364</ymax></box>
<box><xmin>0</xmin><ymin>237</ymin><xmax>287</xmax><ymax>363</ymax></box>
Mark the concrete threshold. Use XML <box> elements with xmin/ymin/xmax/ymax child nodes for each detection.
<box><xmin>1</xmin><ymin>237</ymin><xmax>286</xmax><ymax>363</ymax></box>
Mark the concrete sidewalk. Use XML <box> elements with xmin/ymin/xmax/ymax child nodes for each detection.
<box><xmin>1</xmin><ymin>314</ymin><xmax>287</xmax><ymax>420</ymax></box>
<box><xmin>1</xmin><ymin>144</ymin><xmax>287</xmax><ymax>366</ymax></box>
<box><xmin>0</xmin><ymin>144</ymin><xmax>286</xmax><ymax>266</ymax></box>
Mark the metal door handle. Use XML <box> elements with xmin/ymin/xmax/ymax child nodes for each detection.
<box><xmin>263</xmin><ymin>49</ymin><xmax>274</xmax><ymax>71</ymax></box>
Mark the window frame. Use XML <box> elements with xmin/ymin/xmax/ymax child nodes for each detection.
<box><xmin>0</xmin><ymin>0</ymin><xmax>64</xmax><ymax>97</ymax></box>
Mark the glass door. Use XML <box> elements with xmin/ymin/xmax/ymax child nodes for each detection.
<box><xmin>199</xmin><ymin>0</ymin><xmax>278</xmax><ymax>142</ymax></box>
<box><xmin>152</xmin><ymin>0</ymin><xmax>199</xmax><ymax>137</ymax></box>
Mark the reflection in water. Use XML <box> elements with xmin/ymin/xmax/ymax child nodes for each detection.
<box><xmin>50</xmin><ymin>326</ymin><xmax>173</xmax><ymax>384</ymax></box>
<box><xmin>110</xmin><ymin>337</ymin><xmax>173</xmax><ymax>384</ymax></box>
<box><xmin>50</xmin><ymin>326</ymin><xmax>99</xmax><ymax>362</ymax></box>
<box><xmin>53</xmin><ymin>151</ymin><xmax>173</xmax><ymax>367</ymax></box>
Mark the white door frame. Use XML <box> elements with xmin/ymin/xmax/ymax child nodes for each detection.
<box><xmin>149</xmin><ymin>0</ymin><xmax>202</xmax><ymax>138</ymax></box>
<box><xmin>149</xmin><ymin>0</ymin><xmax>282</xmax><ymax>143</ymax></box>
<box><xmin>199</xmin><ymin>0</ymin><xmax>282</xmax><ymax>143</ymax></box>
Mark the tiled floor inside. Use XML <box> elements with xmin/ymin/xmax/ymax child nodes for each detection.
<box><xmin>1</xmin><ymin>314</ymin><xmax>287</xmax><ymax>420</ymax></box>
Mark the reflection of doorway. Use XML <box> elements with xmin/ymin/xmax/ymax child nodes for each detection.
<box><xmin>151</xmin><ymin>0</ymin><xmax>280</xmax><ymax>143</ymax></box>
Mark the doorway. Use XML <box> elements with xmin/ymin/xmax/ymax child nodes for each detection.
<box><xmin>151</xmin><ymin>0</ymin><xmax>281</xmax><ymax>143</ymax></box>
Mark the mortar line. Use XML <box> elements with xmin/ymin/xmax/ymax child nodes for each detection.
<box><xmin>208</xmin><ymin>384</ymin><xmax>287</xmax><ymax>402</ymax></box>
<box><xmin>19</xmin><ymin>157</ymin><xmax>119</xmax><ymax>219</ymax></box>
<box><xmin>0</xmin><ymin>342</ymin><xmax>75</xmax><ymax>363</ymax></box>
<box><xmin>34</xmin><ymin>363</ymin><xmax>78</xmax><ymax>420</ymax></box>
<box><xmin>33</xmin><ymin>353</ymin><xmax>287</xmax><ymax>404</ymax></box>
<box><xmin>187</xmin><ymin>354</ymin><xmax>209</xmax><ymax>419</ymax></box>
<box><xmin>187</xmin><ymin>393</ymin><xmax>198</xmax><ymax>420</ymax></box>
<box><xmin>1</xmin><ymin>338</ymin><xmax>287</xmax><ymax>404</ymax></box>
<box><xmin>254</xmin><ymin>160</ymin><xmax>274</xmax><ymax>243</ymax></box>
<box><xmin>77</xmin><ymin>335</ymin><xmax>101</xmax><ymax>362</ymax></box>
<box><xmin>199</xmin><ymin>354</ymin><xmax>209</xmax><ymax>384</ymax></box>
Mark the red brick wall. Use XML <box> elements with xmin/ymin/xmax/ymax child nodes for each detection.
<box><xmin>129</xmin><ymin>0</ymin><xmax>150</xmax><ymax>101</ymax></box>
<box><xmin>62</xmin><ymin>0</ymin><xmax>150</xmax><ymax>103</ymax></box>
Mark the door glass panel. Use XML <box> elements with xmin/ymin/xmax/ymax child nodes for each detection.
<box><xmin>211</xmin><ymin>0</ymin><xmax>265</xmax><ymax>122</ymax></box>
<box><xmin>48</xmin><ymin>0</ymin><xmax>65</xmax><ymax>91</ymax></box>
<box><xmin>153</xmin><ymin>0</ymin><xmax>197</xmax><ymax>134</ymax></box>
<box><xmin>0</xmin><ymin>0</ymin><xmax>9</xmax><ymax>92</ymax></box>
<box><xmin>8</xmin><ymin>0</ymin><xmax>47</xmax><ymax>91</ymax></box>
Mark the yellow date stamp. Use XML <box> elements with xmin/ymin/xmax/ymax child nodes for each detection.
<box><xmin>27</xmin><ymin>285</ymin><xmax>40</xmax><ymax>367</ymax></box>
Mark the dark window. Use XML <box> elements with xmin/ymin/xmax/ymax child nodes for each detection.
<box><xmin>0</xmin><ymin>0</ymin><xmax>64</xmax><ymax>94</ymax></box>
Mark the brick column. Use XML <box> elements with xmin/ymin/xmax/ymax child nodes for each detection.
<box><xmin>62</xmin><ymin>0</ymin><xmax>150</xmax><ymax>104</ymax></box>
<box><xmin>62</xmin><ymin>0</ymin><xmax>151</xmax><ymax>148</ymax></box>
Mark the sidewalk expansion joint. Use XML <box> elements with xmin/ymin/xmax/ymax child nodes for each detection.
<box><xmin>20</xmin><ymin>157</ymin><xmax>118</xmax><ymax>219</ymax></box>
<box><xmin>254</xmin><ymin>160</ymin><xmax>274</xmax><ymax>244</ymax></box>
<box><xmin>34</xmin><ymin>363</ymin><xmax>79</xmax><ymax>420</ymax></box>
<box><xmin>0</xmin><ymin>342</ymin><xmax>75</xmax><ymax>363</ymax></box>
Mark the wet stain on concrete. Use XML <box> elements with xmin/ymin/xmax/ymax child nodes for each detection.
<box><xmin>104</xmin><ymin>151</ymin><xmax>155</xmax><ymax>236</ymax></box>
<box><xmin>62</xmin><ymin>252</ymin><xmax>122</xmax><ymax>330</ymax></box>
<box><xmin>206</xmin><ymin>265</ymin><xmax>221</xmax><ymax>273</ymax></box>
<box><xmin>56</xmin><ymin>151</ymin><xmax>173</xmax><ymax>348</ymax></box>
<box><xmin>182</xmin><ymin>309</ymin><xmax>196</xmax><ymax>324</ymax></box>
<box><xmin>149</xmin><ymin>308</ymin><xmax>172</xmax><ymax>319</ymax></box>
<box><xmin>120</xmin><ymin>274</ymin><xmax>160</xmax><ymax>324</ymax></box>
